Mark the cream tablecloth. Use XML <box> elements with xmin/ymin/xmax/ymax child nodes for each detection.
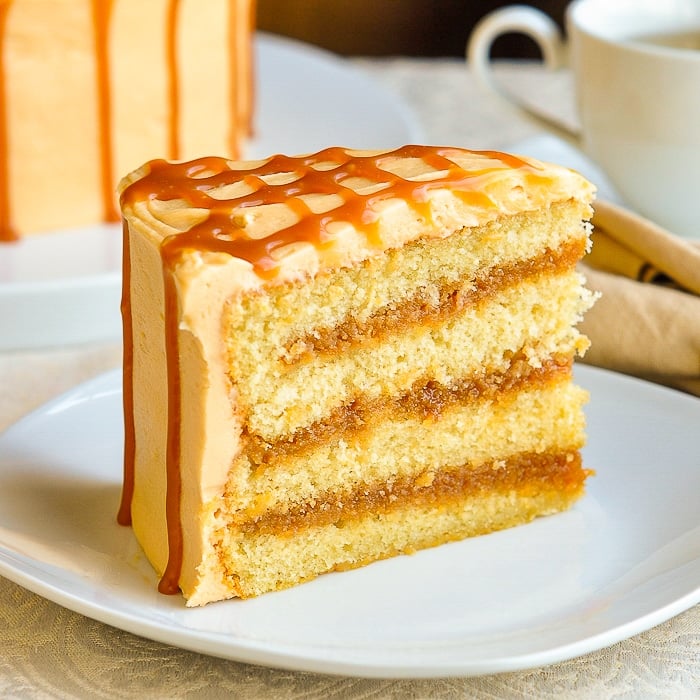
<box><xmin>1</xmin><ymin>56</ymin><xmax>699</xmax><ymax>698</ymax></box>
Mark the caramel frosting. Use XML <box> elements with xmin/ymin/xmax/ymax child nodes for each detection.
<box><xmin>118</xmin><ymin>145</ymin><xmax>595</xmax><ymax>286</ymax></box>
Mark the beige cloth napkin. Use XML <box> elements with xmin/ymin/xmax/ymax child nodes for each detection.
<box><xmin>579</xmin><ymin>199</ymin><xmax>700</xmax><ymax>396</ymax></box>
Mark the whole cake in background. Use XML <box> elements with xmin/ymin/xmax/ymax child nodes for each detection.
<box><xmin>0</xmin><ymin>0</ymin><xmax>255</xmax><ymax>241</ymax></box>
<box><xmin>118</xmin><ymin>144</ymin><xmax>597</xmax><ymax>606</ymax></box>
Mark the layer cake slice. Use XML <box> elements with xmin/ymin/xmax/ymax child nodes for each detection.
<box><xmin>118</xmin><ymin>145</ymin><xmax>597</xmax><ymax>606</ymax></box>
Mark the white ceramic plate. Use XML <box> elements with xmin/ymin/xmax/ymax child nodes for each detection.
<box><xmin>0</xmin><ymin>32</ymin><xmax>422</xmax><ymax>351</ymax></box>
<box><xmin>0</xmin><ymin>364</ymin><xmax>698</xmax><ymax>678</ymax></box>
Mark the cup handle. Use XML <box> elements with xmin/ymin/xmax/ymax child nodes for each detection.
<box><xmin>466</xmin><ymin>5</ymin><xmax>580</xmax><ymax>146</ymax></box>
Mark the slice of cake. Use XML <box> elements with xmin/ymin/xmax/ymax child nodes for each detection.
<box><xmin>118</xmin><ymin>145</ymin><xmax>597</xmax><ymax>606</ymax></box>
<box><xmin>0</xmin><ymin>0</ymin><xmax>255</xmax><ymax>241</ymax></box>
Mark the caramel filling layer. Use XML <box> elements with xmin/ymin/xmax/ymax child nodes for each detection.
<box><xmin>235</xmin><ymin>450</ymin><xmax>589</xmax><ymax>537</ymax></box>
<box><xmin>244</xmin><ymin>352</ymin><xmax>573</xmax><ymax>468</ymax></box>
<box><xmin>283</xmin><ymin>236</ymin><xmax>587</xmax><ymax>363</ymax></box>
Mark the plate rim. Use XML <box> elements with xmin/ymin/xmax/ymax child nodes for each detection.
<box><xmin>0</xmin><ymin>363</ymin><xmax>699</xmax><ymax>678</ymax></box>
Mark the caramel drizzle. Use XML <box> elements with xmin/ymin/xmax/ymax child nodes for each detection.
<box><xmin>121</xmin><ymin>146</ymin><xmax>541</xmax><ymax>276</ymax></box>
<box><xmin>158</xmin><ymin>265</ymin><xmax>184</xmax><ymax>594</ymax></box>
<box><xmin>0</xmin><ymin>0</ymin><xmax>13</xmax><ymax>241</ymax></box>
<box><xmin>119</xmin><ymin>145</ymin><xmax>555</xmax><ymax>596</ymax></box>
<box><xmin>229</xmin><ymin>0</ymin><xmax>256</xmax><ymax>151</ymax></box>
<box><xmin>91</xmin><ymin>0</ymin><xmax>118</xmax><ymax>223</ymax></box>
<box><xmin>117</xmin><ymin>219</ymin><xmax>134</xmax><ymax>526</ymax></box>
<box><xmin>165</xmin><ymin>0</ymin><xmax>180</xmax><ymax>160</ymax></box>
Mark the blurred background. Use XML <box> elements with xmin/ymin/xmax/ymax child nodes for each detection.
<box><xmin>257</xmin><ymin>0</ymin><xmax>570</xmax><ymax>58</ymax></box>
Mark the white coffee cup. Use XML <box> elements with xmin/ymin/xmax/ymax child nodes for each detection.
<box><xmin>467</xmin><ymin>0</ymin><xmax>700</xmax><ymax>238</ymax></box>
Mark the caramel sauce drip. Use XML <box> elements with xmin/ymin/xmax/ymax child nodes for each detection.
<box><xmin>165</xmin><ymin>0</ymin><xmax>180</xmax><ymax>160</ymax></box>
<box><xmin>158</xmin><ymin>265</ymin><xmax>184</xmax><ymax>594</ymax></box>
<box><xmin>91</xmin><ymin>0</ymin><xmax>118</xmax><ymax>223</ymax></box>
<box><xmin>119</xmin><ymin>145</ymin><xmax>557</xmax><ymax>596</ymax></box>
<box><xmin>229</xmin><ymin>0</ymin><xmax>256</xmax><ymax>152</ymax></box>
<box><xmin>0</xmin><ymin>0</ymin><xmax>14</xmax><ymax>241</ymax></box>
<box><xmin>117</xmin><ymin>219</ymin><xmax>134</xmax><ymax>526</ymax></box>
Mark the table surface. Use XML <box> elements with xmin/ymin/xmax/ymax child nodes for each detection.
<box><xmin>1</xmin><ymin>55</ymin><xmax>698</xmax><ymax>699</ymax></box>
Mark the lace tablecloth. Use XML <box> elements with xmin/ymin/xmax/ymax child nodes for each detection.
<box><xmin>1</xmin><ymin>56</ymin><xmax>698</xmax><ymax>698</ymax></box>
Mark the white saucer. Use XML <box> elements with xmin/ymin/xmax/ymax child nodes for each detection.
<box><xmin>0</xmin><ymin>364</ymin><xmax>698</xmax><ymax>678</ymax></box>
<box><xmin>0</xmin><ymin>32</ymin><xmax>423</xmax><ymax>351</ymax></box>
